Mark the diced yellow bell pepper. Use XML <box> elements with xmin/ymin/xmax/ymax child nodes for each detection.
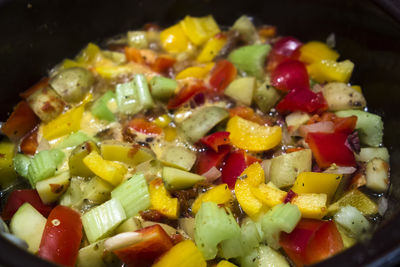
<box><xmin>76</xmin><ymin>43</ymin><xmax>102</xmax><ymax>65</ymax></box>
<box><xmin>154</xmin><ymin>114</ymin><xmax>172</xmax><ymax>128</ymax></box>
<box><xmin>241</xmin><ymin>162</ymin><xmax>265</xmax><ymax>186</ymax></box>
<box><xmin>196</xmin><ymin>34</ymin><xmax>227</xmax><ymax>63</ymax></box>
<box><xmin>42</xmin><ymin>105</ymin><xmax>84</xmax><ymax>140</ymax></box>
<box><xmin>164</xmin><ymin>126</ymin><xmax>177</xmax><ymax>142</ymax></box>
<box><xmin>153</xmin><ymin>240</ymin><xmax>206</xmax><ymax>267</ymax></box>
<box><xmin>61</xmin><ymin>59</ymin><xmax>83</xmax><ymax>69</ymax></box>
<box><xmin>307</xmin><ymin>59</ymin><xmax>354</xmax><ymax>83</ymax></box>
<box><xmin>299</xmin><ymin>41</ymin><xmax>340</xmax><ymax>64</ymax></box>
<box><xmin>94</xmin><ymin>65</ymin><xmax>133</xmax><ymax>79</ymax></box>
<box><xmin>100</xmin><ymin>141</ymin><xmax>154</xmax><ymax>167</ymax></box>
<box><xmin>328</xmin><ymin>189</ymin><xmax>378</xmax><ymax>215</ymax></box>
<box><xmin>0</xmin><ymin>141</ymin><xmax>17</xmax><ymax>188</ymax></box>
<box><xmin>180</xmin><ymin>15</ymin><xmax>220</xmax><ymax>45</ymax></box>
<box><xmin>191</xmin><ymin>184</ymin><xmax>232</xmax><ymax>214</ymax></box>
<box><xmin>226</xmin><ymin>116</ymin><xmax>282</xmax><ymax>152</ymax></box>
<box><xmin>252</xmin><ymin>183</ymin><xmax>328</xmax><ymax>219</ymax></box>
<box><xmin>175</xmin><ymin>63</ymin><xmax>215</xmax><ymax>80</ymax></box>
<box><xmin>83</xmin><ymin>151</ymin><xmax>127</xmax><ymax>186</ymax></box>
<box><xmin>149</xmin><ymin>178</ymin><xmax>179</xmax><ymax>219</ymax></box>
<box><xmin>160</xmin><ymin>24</ymin><xmax>191</xmax><ymax>53</ymax></box>
<box><xmin>216</xmin><ymin>260</ymin><xmax>238</xmax><ymax>267</ymax></box>
<box><xmin>291</xmin><ymin>172</ymin><xmax>342</xmax><ymax>201</ymax></box>
<box><xmin>351</xmin><ymin>85</ymin><xmax>362</xmax><ymax>93</ymax></box>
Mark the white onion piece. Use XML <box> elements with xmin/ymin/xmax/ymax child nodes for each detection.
<box><xmin>324</xmin><ymin>166</ymin><xmax>357</xmax><ymax>175</ymax></box>
<box><xmin>201</xmin><ymin>166</ymin><xmax>221</xmax><ymax>182</ymax></box>
<box><xmin>378</xmin><ymin>197</ymin><xmax>388</xmax><ymax>216</ymax></box>
<box><xmin>299</xmin><ymin>121</ymin><xmax>335</xmax><ymax>137</ymax></box>
<box><xmin>104</xmin><ymin>232</ymin><xmax>142</xmax><ymax>251</ymax></box>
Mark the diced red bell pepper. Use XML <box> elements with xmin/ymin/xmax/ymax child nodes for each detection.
<box><xmin>1</xmin><ymin>101</ymin><xmax>39</xmax><ymax>141</ymax></box>
<box><xmin>276</xmin><ymin>88</ymin><xmax>328</xmax><ymax>114</ymax></box>
<box><xmin>244</xmin><ymin>152</ymin><xmax>262</xmax><ymax>166</ymax></box>
<box><xmin>221</xmin><ymin>150</ymin><xmax>247</xmax><ymax>189</ymax></box>
<box><xmin>200</xmin><ymin>131</ymin><xmax>230</xmax><ymax>152</ymax></box>
<box><xmin>209</xmin><ymin>60</ymin><xmax>237</xmax><ymax>92</ymax></box>
<box><xmin>229</xmin><ymin>106</ymin><xmax>270</xmax><ymax>125</ymax></box>
<box><xmin>267</xmin><ymin>36</ymin><xmax>302</xmax><ymax>71</ymax></box>
<box><xmin>20</xmin><ymin>127</ymin><xmax>39</xmax><ymax>155</ymax></box>
<box><xmin>195</xmin><ymin>145</ymin><xmax>231</xmax><ymax>175</ymax></box>
<box><xmin>125</xmin><ymin>47</ymin><xmax>145</xmax><ymax>64</ymax></box>
<box><xmin>127</xmin><ymin>118</ymin><xmax>162</xmax><ymax>136</ymax></box>
<box><xmin>113</xmin><ymin>224</ymin><xmax>174</xmax><ymax>267</ymax></box>
<box><xmin>167</xmin><ymin>82</ymin><xmax>207</xmax><ymax>109</ymax></box>
<box><xmin>333</xmin><ymin>115</ymin><xmax>357</xmax><ymax>134</ymax></box>
<box><xmin>271</xmin><ymin>60</ymin><xmax>310</xmax><ymax>92</ymax></box>
<box><xmin>306</xmin><ymin>132</ymin><xmax>356</xmax><ymax>168</ymax></box>
<box><xmin>38</xmin><ymin>206</ymin><xmax>82</xmax><ymax>267</ymax></box>
<box><xmin>280</xmin><ymin>219</ymin><xmax>343</xmax><ymax>267</ymax></box>
<box><xmin>151</xmin><ymin>55</ymin><xmax>176</xmax><ymax>74</ymax></box>
<box><xmin>2</xmin><ymin>189</ymin><xmax>53</xmax><ymax>221</ymax></box>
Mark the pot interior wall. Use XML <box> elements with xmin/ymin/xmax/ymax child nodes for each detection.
<box><xmin>0</xmin><ymin>0</ymin><xmax>399</xmax><ymax>266</ymax></box>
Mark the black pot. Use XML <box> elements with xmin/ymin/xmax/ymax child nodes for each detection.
<box><xmin>1</xmin><ymin>0</ymin><xmax>400</xmax><ymax>266</ymax></box>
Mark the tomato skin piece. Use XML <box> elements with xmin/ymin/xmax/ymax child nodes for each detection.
<box><xmin>195</xmin><ymin>145</ymin><xmax>231</xmax><ymax>175</ymax></box>
<box><xmin>306</xmin><ymin>132</ymin><xmax>356</xmax><ymax>168</ymax></box>
<box><xmin>209</xmin><ymin>60</ymin><xmax>237</xmax><ymax>92</ymax></box>
<box><xmin>267</xmin><ymin>36</ymin><xmax>302</xmax><ymax>71</ymax></box>
<box><xmin>127</xmin><ymin>118</ymin><xmax>162</xmax><ymax>136</ymax></box>
<box><xmin>2</xmin><ymin>189</ymin><xmax>53</xmax><ymax>221</ymax></box>
<box><xmin>271</xmin><ymin>60</ymin><xmax>309</xmax><ymax>92</ymax></box>
<box><xmin>200</xmin><ymin>131</ymin><xmax>230</xmax><ymax>152</ymax></box>
<box><xmin>167</xmin><ymin>82</ymin><xmax>207</xmax><ymax>109</ymax></box>
<box><xmin>1</xmin><ymin>101</ymin><xmax>39</xmax><ymax>141</ymax></box>
<box><xmin>280</xmin><ymin>219</ymin><xmax>343</xmax><ymax>267</ymax></box>
<box><xmin>276</xmin><ymin>88</ymin><xmax>328</xmax><ymax>114</ymax></box>
<box><xmin>20</xmin><ymin>127</ymin><xmax>39</xmax><ymax>155</ymax></box>
<box><xmin>113</xmin><ymin>224</ymin><xmax>173</xmax><ymax>267</ymax></box>
<box><xmin>38</xmin><ymin>206</ymin><xmax>83</xmax><ymax>267</ymax></box>
<box><xmin>151</xmin><ymin>55</ymin><xmax>176</xmax><ymax>74</ymax></box>
<box><xmin>334</xmin><ymin>115</ymin><xmax>357</xmax><ymax>134</ymax></box>
<box><xmin>221</xmin><ymin>150</ymin><xmax>247</xmax><ymax>189</ymax></box>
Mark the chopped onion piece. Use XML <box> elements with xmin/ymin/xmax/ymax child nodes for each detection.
<box><xmin>299</xmin><ymin>121</ymin><xmax>334</xmax><ymax>137</ymax></box>
<box><xmin>104</xmin><ymin>232</ymin><xmax>143</xmax><ymax>251</ymax></box>
<box><xmin>324</xmin><ymin>165</ymin><xmax>356</xmax><ymax>175</ymax></box>
<box><xmin>201</xmin><ymin>166</ymin><xmax>221</xmax><ymax>182</ymax></box>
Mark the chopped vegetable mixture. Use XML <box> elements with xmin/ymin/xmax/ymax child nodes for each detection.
<box><xmin>0</xmin><ymin>15</ymin><xmax>390</xmax><ymax>267</ymax></box>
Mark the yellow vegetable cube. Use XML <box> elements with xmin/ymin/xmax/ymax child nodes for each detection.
<box><xmin>83</xmin><ymin>151</ymin><xmax>127</xmax><ymax>186</ymax></box>
<box><xmin>42</xmin><ymin>105</ymin><xmax>84</xmax><ymax>140</ymax></box>
<box><xmin>292</xmin><ymin>193</ymin><xmax>328</xmax><ymax>219</ymax></box>
<box><xmin>160</xmin><ymin>24</ymin><xmax>191</xmax><ymax>53</ymax></box>
<box><xmin>307</xmin><ymin>59</ymin><xmax>354</xmax><ymax>83</ymax></box>
<box><xmin>153</xmin><ymin>240</ymin><xmax>206</xmax><ymax>267</ymax></box>
<box><xmin>154</xmin><ymin>114</ymin><xmax>172</xmax><ymax>128</ymax></box>
<box><xmin>216</xmin><ymin>260</ymin><xmax>238</xmax><ymax>267</ymax></box>
<box><xmin>299</xmin><ymin>41</ymin><xmax>339</xmax><ymax>64</ymax></box>
<box><xmin>149</xmin><ymin>178</ymin><xmax>180</xmax><ymax>219</ymax></box>
<box><xmin>175</xmin><ymin>63</ymin><xmax>215</xmax><ymax>80</ymax></box>
<box><xmin>291</xmin><ymin>172</ymin><xmax>342</xmax><ymax>201</ymax></box>
<box><xmin>180</xmin><ymin>15</ymin><xmax>220</xmax><ymax>45</ymax></box>
<box><xmin>251</xmin><ymin>183</ymin><xmax>286</xmax><ymax>208</ymax></box>
<box><xmin>235</xmin><ymin>179</ymin><xmax>263</xmax><ymax>218</ymax></box>
<box><xmin>100</xmin><ymin>141</ymin><xmax>154</xmax><ymax>167</ymax></box>
<box><xmin>241</xmin><ymin>162</ymin><xmax>265</xmax><ymax>186</ymax></box>
<box><xmin>328</xmin><ymin>189</ymin><xmax>378</xmax><ymax>215</ymax></box>
<box><xmin>197</xmin><ymin>35</ymin><xmax>227</xmax><ymax>63</ymax></box>
<box><xmin>226</xmin><ymin>116</ymin><xmax>282</xmax><ymax>152</ymax></box>
<box><xmin>191</xmin><ymin>184</ymin><xmax>232</xmax><ymax>214</ymax></box>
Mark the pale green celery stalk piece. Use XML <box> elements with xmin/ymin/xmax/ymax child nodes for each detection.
<box><xmin>334</xmin><ymin>205</ymin><xmax>370</xmax><ymax>237</ymax></box>
<box><xmin>13</xmin><ymin>154</ymin><xmax>31</xmax><ymax>178</ymax></box>
<box><xmin>82</xmin><ymin>198</ymin><xmax>126</xmax><ymax>243</ymax></box>
<box><xmin>56</xmin><ymin>131</ymin><xmax>94</xmax><ymax>149</ymax></box>
<box><xmin>261</xmin><ymin>203</ymin><xmax>301</xmax><ymax>249</ymax></box>
<box><xmin>111</xmin><ymin>173</ymin><xmax>150</xmax><ymax>218</ymax></box>
<box><xmin>258</xmin><ymin>245</ymin><xmax>290</xmax><ymax>267</ymax></box>
<box><xmin>194</xmin><ymin>202</ymin><xmax>241</xmax><ymax>260</ymax></box>
<box><xmin>134</xmin><ymin>74</ymin><xmax>154</xmax><ymax>109</ymax></box>
<box><xmin>116</xmin><ymin>80</ymin><xmax>142</xmax><ymax>115</ymax></box>
<box><xmin>91</xmin><ymin>90</ymin><xmax>116</xmax><ymax>121</ymax></box>
<box><xmin>162</xmin><ymin>167</ymin><xmax>205</xmax><ymax>190</ymax></box>
<box><xmin>27</xmin><ymin>149</ymin><xmax>65</xmax><ymax>186</ymax></box>
<box><xmin>150</xmin><ymin>76</ymin><xmax>177</xmax><ymax>100</ymax></box>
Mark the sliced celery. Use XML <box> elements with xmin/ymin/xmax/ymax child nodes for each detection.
<box><xmin>228</xmin><ymin>44</ymin><xmax>271</xmax><ymax>79</ymax></box>
<box><xmin>261</xmin><ymin>203</ymin><xmax>301</xmax><ymax>249</ymax></box>
<box><xmin>224</xmin><ymin>77</ymin><xmax>256</xmax><ymax>106</ymax></box>
<box><xmin>56</xmin><ymin>131</ymin><xmax>94</xmax><ymax>149</ymax></box>
<box><xmin>111</xmin><ymin>173</ymin><xmax>150</xmax><ymax>217</ymax></box>
<box><xmin>115</xmin><ymin>217</ymin><xmax>142</xmax><ymax>234</ymax></box>
<box><xmin>356</xmin><ymin>147</ymin><xmax>390</xmax><ymax>163</ymax></box>
<box><xmin>162</xmin><ymin>167</ymin><xmax>205</xmax><ymax>190</ymax></box>
<box><xmin>150</xmin><ymin>76</ymin><xmax>177</xmax><ymax>100</ymax></box>
<box><xmin>258</xmin><ymin>245</ymin><xmax>289</xmax><ymax>267</ymax></box>
<box><xmin>116</xmin><ymin>80</ymin><xmax>142</xmax><ymax>115</ymax></box>
<box><xmin>334</xmin><ymin>205</ymin><xmax>370</xmax><ymax>237</ymax></box>
<box><xmin>239</xmin><ymin>247</ymin><xmax>259</xmax><ymax>267</ymax></box>
<box><xmin>180</xmin><ymin>106</ymin><xmax>229</xmax><ymax>142</ymax></box>
<box><xmin>27</xmin><ymin>149</ymin><xmax>65</xmax><ymax>186</ymax></box>
<box><xmin>194</xmin><ymin>202</ymin><xmax>241</xmax><ymax>260</ymax></box>
<box><xmin>91</xmin><ymin>90</ymin><xmax>116</xmax><ymax>121</ymax></box>
<box><xmin>134</xmin><ymin>74</ymin><xmax>154</xmax><ymax>109</ymax></box>
<box><xmin>82</xmin><ymin>198</ymin><xmax>126</xmax><ymax>243</ymax></box>
<box><xmin>13</xmin><ymin>154</ymin><xmax>31</xmax><ymax>178</ymax></box>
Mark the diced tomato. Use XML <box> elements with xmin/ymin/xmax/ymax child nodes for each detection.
<box><xmin>125</xmin><ymin>47</ymin><xmax>145</xmax><ymax>64</ymax></box>
<box><xmin>151</xmin><ymin>55</ymin><xmax>176</xmax><ymax>74</ymax></box>
<box><xmin>276</xmin><ymin>88</ymin><xmax>328</xmax><ymax>114</ymax></box>
<box><xmin>2</xmin><ymin>189</ymin><xmax>53</xmax><ymax>221</ymax></box>
<box><xmin>19</xmin><ymin>77</ymin><xmax>49</xmax><ymax>99</ymax></box>
<box><xmin>113</xmin><ymin>224</ymin><xmax>173</xmax><ymax>267</ymax></box>
<box><xmin>280</xmin><ymin>219</ymin><xmax>343</xmax><ymax>266</ymax></box>
<box><xmin>221</xmin><ymin>150</ymin><xmax>247</xmax><ymax>189</ymax></box>
<box><xmin>286</xmin><ymin>147</ymin><xmax>305</xmax><ymax>153</ymax></box>
<box><xmin>38</xmin><ymin>206</ymin><xmax>82</xmax><ymax>267</ymax></box>
<box><xmin>306</xmin><ymin>132</ymin><xmax>356</xmax><ymax>168</ymax></box>
<box><xmin>20</xmin><ymin>127</ymin><xmax>39</xmax><ymax>155</ymax></box>
<box><xmin>271</xmin><ymin>60</ymin><xmax>309</xmax><ymax>92</ymax></box>
<box><xmin>127</xmin><ymin>118</ymin><xmax>162</xmax><ymax>136</ymax></box>
<box><xmin>229</xmin><ymin>106</ymin><xmax>270</xmax><ymax>125</ymax></box>
<box><xmin>1</xmin><ymin>101</ymin><xmax>39</xmax><ymax>141</ymax></box>
<box><xmin>200</xmin><ymin>131</ymin><xmax>230</xmax><ymax>152</ymax></box>
<box><xmin>244</xmin><ymin>153</ymin><xmax>262</xmax><ymax>165</ymax></box>
<box><xmin>167</xmin><ymin>82</ymin><xmax>207</xmax><ymax>109</ymax></box>
<box><xmin>209</xmin><ymin>60</ymin><xmax>237</xmax><ymax>92</ymax></box>
<box><xmin>267</xmin><ymin>36</ymin><xmax>302</xmax><ymax>71</ymax></box>
<box><xmin>333</xmin><ymin>115</ymin><xmax>357</xmax><ymax>134</ymax></box>
<box><xmin>195</xmin><ymin>145</ymin><xmax>231</xmax><ymax>175</ymax></box>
